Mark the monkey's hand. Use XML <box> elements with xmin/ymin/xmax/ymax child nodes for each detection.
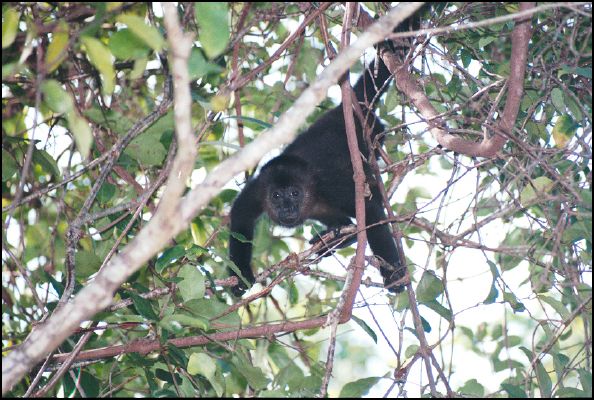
<box><xmin>309</xmin><ymin>226</ymin><xmax>357</xmax><ymax>257</ymax></box>
<box><xmin>231</xmin><ymin>279</ymin><xmax>248</xmax><ymax>297</ymax></box>
<box><xmin>228</xmin><ymin>264</ymin><xmax>256</xmax><ymax>297</ymax></box>
<box><xmin>376</xmin><ymin>257</ymin><xmax>408</xmax><ymax>293</ymax></box>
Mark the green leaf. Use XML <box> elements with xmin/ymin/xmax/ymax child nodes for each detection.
<box><xmin>31</xmin><ymin>149</ymin><xmax>60</xmax><ymax>178</ymax></box>
<box><xmin>384</xmin><ymin>86</ymin><xmax>399</xmax><ymax>111</ymax></box>
<box><xmin>43</xmin><ymin>271</ymin><xmax>64</xmax><ymax>297</ymax></box>
<box><xmin>530</xmin><ymin>264</ymin><xmax>554</xmax><ymax>293</ymax></box>
<box><xmin>552</xmin><ymin>115</ymin><xmax>576</xmax><ymax>148</ymax></box>
<box><xmin>538</xmin><ymin>295</ymin><xmax>570</xmax><ymax>320</ymax></box>
<box><xmin>178</xmin><ymin>264</ymin><xmax>205</xmax><ymax>302</ymax></box>
<box><xmin>339</xmin><ymin>377</ymin><xmax>380</xmax><ymax>398</ymax></box>
<box><xmin>351</xmin><ymin>315</ymin><xmax>377</xmax><ymax>344</ymax></box>
<box><xmin>124</xmin><ymin>112</ymin><xmax>172</xmax><ymax>166</ymax></box>
<box><xmin>188</xmin><ymin>47</ymin><xmax>223</xmax><ymax>79</ymax></box>
<box><xmin>179</xmin><ymin>375</ymin><xmax>196</xmax><ymax>397</ymax></box>
<box><xmin>195</xmin><ymin>3</ymin><xmax>230</xmax><ymax>59</ymax></box>
<box><xmin>560</xmin><ymin>65</ymin><xmax>592</xmax><ymax>79</ymax></box>
<box><xmin>130</xmin><ymin>292</ymin><xmax>158</xmax><ymax>321</ymax></box>
<box><xmin>109</xmin><ymin>28</ymin><xmax>150</xmax><ymax>60</ymax></box>
<box><xmin>188</xmin><ymin>353</ymin><xmax>225</xmax><ymax>397</ymax></box>
<box><xmin>535</xmin><ymin>359</ymin><xmax>552</xmax><ymax>397</ymax></box>
<box><xmin>81</xmin><ymin>36</ymin><xmax>115</xmax><ymax>94</ymax></box>
<box><xmin>573</xmin><ymin>67</ymin><xmax>592</xmax><ymax>78</ymax></box>
<box><xmin>1</xmin><ymin>149</ymin><xmax>18</xmax><ymax>181</ymax></box>
<box><xmin>416</xmin><ymin>271</ymin><xmax>444</xmax><ymax>303</ymax></box>
<box><xmin>501</xmin><ymin>383</ymin><xmax>527</xmax><ymax>398</ymax></box>
<box><xmin>460</xmin><ymin>48</ymin><xmax>472</xmax><ymax>68</ymax></box>
<box><xmin>564</xmin><ymin>92</ymin><xmax>583</xmax><ymax>121</ymax></box>
<box><xmin>130</xmin><ymin>56</ymin><xmax>147</xmax><ymax>79</ymax></box>
<box><xmin>223</xmin><ymin>115</ymin><xmax>272</xmax><ymax>129</ymax></box>
<box><xmin>155</xmin><ymin>244</ymin><xmax>186</xmax><ymax>273</ymax></box>
<box><xmin>520</xmin><ymin>176</ymin><xmax>554</xmax><ymax>205</ymax></box>
<box><xmin>116</xmin><ymin>14</ymin><xmax>164</xmax><ymax>52</ymax></box>
<box><xmin>75</xmin><ymin>251</ymin><xmax>102</xmax><ymax>279</ymax></box>
<box><xmin>553</xmin><ymin>353</ymin><xmax>570</xmax><ymax>380</ymax></box>
<box><xmin>275</xmin><ymin>362</ymin><xmax>304</xmax><ymax>391</ymax></box>
<box><xmin>484</xmin><ymin>282</ymin><xmax>499</xmax><ymax>304</ymax></box>
<box><xmin>503</xmin><ymin>291</ymin><xmax>526</xmax><ymax>313</ymax></box>
<box><xmin>487</xmin><ymin>260</ymin><xmax>500</xmax><ymax>278</ymax></box>
<box><xmin>67</xmin><ymin>111</ymin><xmax>93</xmax><ymax>159</ymax></box>
<box><xmin>500</xmin><ymin>228</ymin><xmax>528</xmax><ymax>271</ymax></box>
<box><xmin>160</xmin><ymin>313</ymin><xmax>209</xmax><ymax>331</ymax></box>
<box><xmin>2</xmin><ymin>8</ymin><xmax>20</xmax><ymax>49</ymax></box>
<box><xmin>41</xmin><ymin>79</ymin><xmax>74</xmax><ymax>114</ymax></box>
<box><xmin>420</xmin><ymin>315</ymin><xmax>432</xmax><ymax>332</ymax></box>
<box><xmin>96</xmin><ymin>182</ymin><xmax>116</xmax><ymax>204</ymax></box>
<box><xmin>185</xmin><ymin>244</ymin><xmax>208</xmax><ymax>261</ymax></box>
<box><xmin>288</xmin><ymin>281</ymin><xmax>299</xmax><ymax>305</ymax></box>
<box><xmin>563</xmin><ymin>218</ymin><xmax>592</xmax><ymax>244</ymax></box>
<box><xmin>478</xmin><ymin>36</ymin><xmax>496</xmax><ymax>48</ymax></box>
<box><xmin>555</xmin><ymin>387</ymin><xmax>589</xmax><ymax>397</ymax></box>
<box><xmin>185</xmin><ymin>298</ymin><xmax>240</xmax><ymax>327</ymax></box>
<box><xmin>46</xmin><ymin>22</ymin><xmax>69</xmax><ymax>73</ymax></box>
<box><xmin>405</xmin><ymin>344</ymin><xmax>419</xmax><ymax>359</ymax></box>
<box><xmin>84</xmin><ymin>106</ymin><xmax>134</xmax><ymax>135</ymax></box>
<box><xmin>423</xmin><ymin>299</ymin><xmax>452</xmax><ymax>321</ymax></box>
<box><xmin>578</xmin><ymin>368</ymin><xmax>592</xmax><ymax>396</ymax></box>
<box><xmin>78</xmin><ymin>371</ymin><xmax>100</xmax><ymax>398</ymax></box>
<box><xmin>550</xmin><ymin>87</ymin><xmax>566</xmax><ymax>113</ymax></box>
<box><xmin>232</xmin><ymin>355</ymin><xmax>269</xmax><ymax>390</ymax></box>
<box><xmin>459</xmin><ymin>379</ymin><xmax>485</xmax><ymax>397</ymax></box>
<box><xmin>188</xmin><ymin>352</ymin><xmax>216</xmax><ymax>377</ymax></box>
<box><xmin>518</xmin><ymin>346</ymin><xmax>533</xmax><ymax>362</ymax></box>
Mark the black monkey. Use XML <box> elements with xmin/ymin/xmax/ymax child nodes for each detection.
<box><xmin>228</xmin><ymin>23</ymin><xmax>416</xmax><ymax>296</ymax></box>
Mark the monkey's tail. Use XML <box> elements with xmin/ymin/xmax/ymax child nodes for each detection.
<box><xmin>352</xmin><ymin>58</ymin><xmax>393</xmax><ymax>110</ymax></box>
<box><xmin>352</xmin><ymin>9</ymin><xmax>424</xmax><ymax>109</ymax></box>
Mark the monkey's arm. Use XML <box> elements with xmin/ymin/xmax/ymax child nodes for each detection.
<box><xmin>365</xmin><ymin>196</ymin><xmax>407</xmax><ymax>293</ymax></box>
<box><xmin>229</xmin><ymin>180</ymin><xmax>263</xmax><ymax>295</ymax></box>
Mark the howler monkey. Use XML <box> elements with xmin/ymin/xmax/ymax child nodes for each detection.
<box><xmin>228</xmin><ymin>18</ymin><xmax>416</xmax><ymax>296</ymax></box>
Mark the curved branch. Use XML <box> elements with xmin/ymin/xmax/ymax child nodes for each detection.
<box><xmin>388</xmin><ymin>3</ymin><xmax>535</xmax><ymax>157</ymax></box>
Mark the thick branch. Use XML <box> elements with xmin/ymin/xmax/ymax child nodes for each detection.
<box><xmin>49</xmin><ymin>316</ymin><xmax>329</xmax><ymax>365</ymax></box>
<box><xmin>388</xmin><ymin>3</ymin><xmax>535</xmax><ymax>157</ymax></box>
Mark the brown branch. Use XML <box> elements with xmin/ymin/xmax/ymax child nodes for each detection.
<box><xmin>231</xmin><ymin>3</ymin><xmax>251</xmax><ymax>152</ymax></box>
<box><xmin>30</xmin><ymin>324</ymin><xmax>97</xmax><ymax>397</ymax></box>
<box><xmin>49</xmin><ymin>316</ymin><xmax>330</xmax><ymax>365</ymax></box>
<box><xmin>321</xmin><ymin>5</ymin><xmax>361</xmax><ymax>396</ymax></box>
<box><xmin>336</xmin><ymin>3</ymin><xmax>369</xmax><ymax>326</ymax></box>
<box><xmin>389</xmin><ymin>3</ymin><xmax>535</xmax><ymax>157</ymax></box>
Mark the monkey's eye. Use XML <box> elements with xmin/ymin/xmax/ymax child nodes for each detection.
<box><xmin>291</xmin><ymin>190</ymin><xmax>300</xmax><ymax>197</ymax></box>
<box><xmin>272</xmin><ymin>192</ymin><xmax>281</xmax><ymax>199</ymax></box>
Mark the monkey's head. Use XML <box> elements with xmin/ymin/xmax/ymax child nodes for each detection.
<box><xmin>260</xmin><ymin>156</ymin><xmax>314</xmax><ymax>227</ymax></box>
<box><xmin>266</xmin><ymin>183</ymin><xmax>307</xmax><ymax>227</ymax></box>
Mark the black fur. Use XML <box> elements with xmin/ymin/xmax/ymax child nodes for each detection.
<box><xmin>228</xmin><ymin>20</ymin><xmax>418</xmax><ymax>296</ymax></box>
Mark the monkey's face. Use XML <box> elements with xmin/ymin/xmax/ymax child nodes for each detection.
<box><xmin>266</xmin><ymin>184</ymin><xmax>307</xmax><ymax>227</ymax></box>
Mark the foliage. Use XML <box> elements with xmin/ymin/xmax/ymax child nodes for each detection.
<box><xmin>2</xmin><ymin>2</ymin><xmax>591</xmax><ymax>398</ymax></box>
